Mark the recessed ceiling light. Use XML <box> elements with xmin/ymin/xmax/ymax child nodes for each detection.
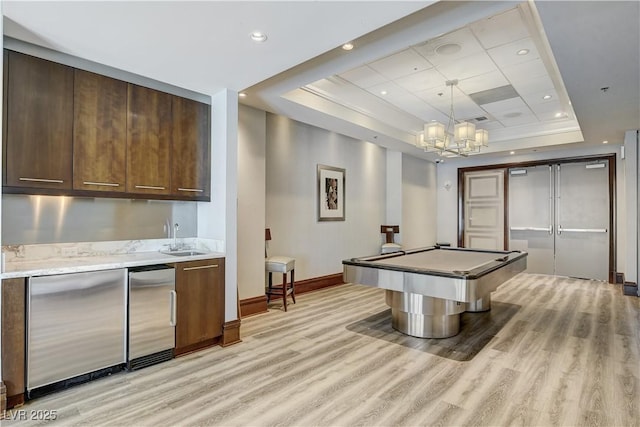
<box><xmin>554</xmin><ymin>112</ymin><xmax>564</xmax><ymax>118</ymax></box>
<box><xmin>542</xmin><ymin>94</ymin><xmax>552</xmax><ymax>100</ymax></box>
<box><xmin>602</xmin><ymin>140</ymin><xmax>609</xmax><ymax>144</ymax></box>
<box><xmin>510</xmin><ymin>151</ymin><xmax>516</xmax><ymax>155</ymax></box>
<box><xmin>517</xmin><ymin>49</ymin><xmax>530</xmax><ymax>56</ymax></box>
<box><xmin>342</xmin><ymin>42</ymin><xmax>354</xmax><ymax>51</ymax></box>
<box><xmin>380</xmin><ymin>90</ymin><xmax>387</xmax><ymax>95</ymax></box>
<box><xmin>435</xmin><ymin>43</ymin><xmax>462</xmax><ymax>55</ymax></box>
<box><xmin>238</xmin><ymin>92</ymin><xmax>247</xmax><ymax>98</ymax></box>
<box><xmin>250</xmin><ymin>32</ymin><xmax>267</xmax><ymax>42</ymax></box>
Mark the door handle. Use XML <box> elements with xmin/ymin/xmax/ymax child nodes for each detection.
<box><xmin>509</xmin><ymin>226</ymin><xmax>553</xmax><ymax>232</ymax></box>
<box><xmin>557</xmin><ymin>227</ymin><xmax>607</xmax><ymax>234</ymax></box>
<box><xmin>169</xmin><ymin>290</ymin><xmax>177</xmax><ymax>326</ymax></box>
<box><xmin>183</xmin><ymin>264</ymin><xmax>218</xmax><ymax>271</ymax></box>
<box><xmin>19</xmin><ymin>177</ymin><xmax>64</xmax><ymax>183</ymax></box>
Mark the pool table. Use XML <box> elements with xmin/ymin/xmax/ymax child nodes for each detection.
<box><xmin>342</xmin><ymin>246</ymin><xmax>527</xmax><ymax>338</ymax></box>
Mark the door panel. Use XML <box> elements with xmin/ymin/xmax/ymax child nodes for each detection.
<box><xmin>507</xmin><ymin>160</ymin><xmax>610</xmax><ymax>281</ymax></box>
<box><xmin>464</xmin><ymin>170</ymin><xmax>504</xmax><ymax>250</ymax></box>
<box><xmin>555</xmin><ymin>162</ymin><xmax>609</xmax><ymax>280</ymax></box>
<box><xmin>508</xmin><ymin>166</ymin><xmax>555</xmax><ymax>274</ymax></box>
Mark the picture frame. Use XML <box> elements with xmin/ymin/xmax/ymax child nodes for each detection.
<box><xmin>317</xmin><ymin>164</ymin><xmax>345</xmax><ymax>221</ymax></box>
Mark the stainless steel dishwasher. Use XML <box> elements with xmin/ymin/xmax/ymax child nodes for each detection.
<box><xmin>127</xmin><ymin>265</ymin><xmax>176</xmax><ymax>370</ymax></box>
<box><xmin>27</xmin><ymin>269</ymin><xmax>127</xmax><ymax>396</ymax></box>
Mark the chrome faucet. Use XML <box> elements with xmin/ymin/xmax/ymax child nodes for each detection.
<box><xmin>172</xmin><ymin>223</ymin><xmax>180</xmax><ymax>251</ymax></box>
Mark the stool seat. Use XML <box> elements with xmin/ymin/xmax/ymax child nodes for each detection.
<box><xmin>381</xmin><ymin>243</ymin><xmax>402</xmax><ymax>254</ymax></box>
<box><xmin>265</xmin><ymin>256</ymin><xmax>296</xmax><ymax>311</ymax></box>
<box><xmin>265</xmin><ymin>256</ymin><xmax>295</xmax><ymax>273</ymax></box>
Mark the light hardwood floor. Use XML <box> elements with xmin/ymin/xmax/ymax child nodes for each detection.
<box><xmin>3</xmin><ymin>274</ymin><xmax>639</xmax><ymax>426</ymax></box>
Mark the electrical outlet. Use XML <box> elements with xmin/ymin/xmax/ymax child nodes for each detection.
<box><xmin>61</xmin><ymin>247</ymin><xmax>78</xmax><ymax>257</ymax></box>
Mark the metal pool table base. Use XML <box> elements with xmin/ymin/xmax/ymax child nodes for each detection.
<box><xmin>343</xmin><ymin>246</ymin><xmax>528</xmax><ymax>339</ymax></box>
<box><xmin>386</xmin><ymin>290</ymin><xmax>491</xmax><ymax>339</ymax></box>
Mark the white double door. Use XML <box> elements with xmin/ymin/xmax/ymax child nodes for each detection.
<box><xmin>508</xmin><ymin>161</ymin><xmax>610</xmax><ymax>280</ymax></box>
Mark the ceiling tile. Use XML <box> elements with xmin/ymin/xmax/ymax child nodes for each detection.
<box><xmin>436</xmin><ymin>51</ymin><xmax>499</xmax><ymax>81</ymax></box>
<box><xmin>457</xmin><ymin>71</ymin><xmax>510</xmax><ymax>94</ymax></box>
<box><xmin>502</xmin><ymin>58</ymin><xmax>548</xmax><ymax>83</ymax></box>
<box><xmin>364</xmin><ymin>81</ymin><xmax>409</xmax><ymax>100</ymax></box>
<box><xmin>481</xmin><ymin>96</ymin><xmax>531</xmax><ymax>115</ymax></box>
<box><xmin>521</xmin><ymin>88</ymin><xmax>560</xmax><ymax>107</ymax></box>
<box><xmin>368</xmin><ymin>48</ymin><xmax>433</xmax><ymax>80</ymax></box>
<box><xmin>339</xmin><ymin>65</ymin><xmax>388</xmax><ymax>89</ymax></box>
<box><xmin>470</xmin><ymin>7</ymin><xmax>529</xmax><ymax>49</ymax></box>
<box><xmin>394</xmin><ymin>68</ymin><xmax>446</xmax><ymax>92</ymax></box>
<box><xmin>512</xmin><ymin>74</ymin><xmax>555</xmax><ymax>96</ymax></box>
<box><xmin>488</xmin><ymin>37</ymin><xmax>540</xmax><ymax>69</ymax></box>
<box><xmin>530</xmin><ymin>100</ymin><xmax>567</xmax><ymax>120</ymax></box>
<box><xmin>497</xmin><ymin>112</ymin><xmax>539</xmax><ymax>127</ymax></box>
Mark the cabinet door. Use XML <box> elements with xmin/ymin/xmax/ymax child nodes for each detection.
<box><xmin>73</xmin><ymin>70</ymin><xmax>127</xmax><ymax>192</ymax></box>
<box><xmin>2</xmin><ymin>278</ymin><xmax>26</xmax><ymax>407</ymax></box>
<box><xmin>175</xmin><ymin>258</ymin><xmax>224</xmax><ymax>355</ymax></box>
<box><xmin>126</xmin><ymin>84</ymin><xmax>172</xmax><ymax>195</ymax></box>
<box><xmin>171</xmin><ymin>97</ymin><xmax>211</xmax><ymax>200</ymax></box>
<box><xmin>4</xmin><ymin>50</ymin><xmax>73</xmax><ymax>189</ymax></box>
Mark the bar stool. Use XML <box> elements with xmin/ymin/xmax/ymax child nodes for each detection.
<box><xmin>265</xmin><ymin>228</ymin><xmax>296</xmax><ymax>311</ymax></box>
<box><xmin>381</xmin><ymin>225</ymin><xmax>402</xmax><ymax>254</ymax></box>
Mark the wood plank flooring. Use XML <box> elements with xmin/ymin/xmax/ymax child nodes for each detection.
<box><xmin>3</xmin><ymin>273</ymin><xmax>639</xmax><ymax>426</ymax></box>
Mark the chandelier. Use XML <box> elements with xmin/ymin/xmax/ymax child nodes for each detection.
<box><xmin>417</xmin><ymin>79</ymin><xmax>488</xmax><ymax>156</ymax></box>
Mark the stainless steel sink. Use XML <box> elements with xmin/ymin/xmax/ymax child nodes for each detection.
<box><xmin>162</xmin><ymin>250</ymin><xmax>208</xmax><ymax>257</ymax></box>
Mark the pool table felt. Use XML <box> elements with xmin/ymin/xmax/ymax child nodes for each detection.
<box><xmin>371</xmin><ymin>249</ymin><xmax>505</xmax><ymax>273</ymax></box>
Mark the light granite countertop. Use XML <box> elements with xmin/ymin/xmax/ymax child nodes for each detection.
<box><xmin>1</xmin><ymin>238</ymin><xmax>225</xmax><ymax>279</ymax></box>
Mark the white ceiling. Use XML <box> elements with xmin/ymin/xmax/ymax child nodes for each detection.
<box><xmin>3</xmin><ymin>1</ymin><xmax>639</xmax><ymax>162</ymax></box>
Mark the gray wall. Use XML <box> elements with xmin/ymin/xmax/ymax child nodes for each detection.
<box><xmin>265</xmin><ymin>113</ymin><xmax>387</xmax><ymax>280</ymax></box>
<box><xmin>237</xmin><ymin>105</ymin><xmax>267</xmax><ymax>300</ymax></box>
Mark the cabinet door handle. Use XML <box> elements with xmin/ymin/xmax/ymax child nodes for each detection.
<box><xmin>83</xmin><ymin>181</ymin><xmax>120</xmax><ymax>187</ymax></box>
<box><xmin>135</xmin><ymin>185</ymin><xmax>166</xmax><ymax>190</ymax></box>
<box><xmin>169</xmin><ymin>290</ymin><xmax>177</xmax><ymax>327</ymax></box>
<box><xmin>183</xmin><ymin>264</ymin><xmax>219</xmax><ymax>271</ymax></box>
<box><xmin>177</xmin><ymin>188</ymin><xmax>204</xmax><ymax>192</ymax></box>
<box><xmin>19</xmin><ymin>177</ymin><xmax>64</xmax><ymax>183</ymax></box>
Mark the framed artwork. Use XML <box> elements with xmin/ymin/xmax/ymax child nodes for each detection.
<box><xmin>317</xmin><ymin>164</ymin><xmax>345</xmax><ymax>221</ymax></box>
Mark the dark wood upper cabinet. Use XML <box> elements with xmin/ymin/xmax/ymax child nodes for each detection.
<box><xmin>73</xmin><ymin>70</ymin><xmax>127</xmax><ymax>192</ymax></box>
<box><xmin>3</xmin><ymin>49</ymin><xmax>211</xmax><ymax>201</ymax></box>
<box><xmin>126</xmin><ymin>84</ymin><xmax>172</xmax><ymax>195</ymax></box>
<box><xmin>4</xmin><ymin>50</ymin><xmax>73</xmax><ymax>190</ymax></box>
<box><xmin>171</xmin><ymin>97</ymin><xmax>211</xmax><ymax>200</ymax></box>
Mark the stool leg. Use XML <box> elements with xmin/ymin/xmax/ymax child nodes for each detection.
<box><xmin>282</xmin><ymin>272</ymin><xmax>288</xmax><ymax>312</ymax></box>
<box><xmin>291</xmin><ymin>269</ymin><xmax>296</xmax><ymax>304</ymax></box>
<box><xmin>267</xmin><ymin>272</ymin><xmax>272</xmax><ymax>303</ymax></box>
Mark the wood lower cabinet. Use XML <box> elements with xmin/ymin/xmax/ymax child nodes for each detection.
<box><xmin>4</xmin><ymin>51</ymin><xmax>73</xmax><ymax>190</ymax></box>
<box><xmin>73</xmin><ymin>69</ymin><xmax>127</xmax><ymax>192</ymax></box>
<box><xmin>171</xmin><ymin>96</ymin><xmax>211</xmax><ymax>200</ymax></box>
<box><xmin>175</xmin><ymin>258</ymin><xmax>225</xmax><ymax>355</ymax></box>
<box><xmin>1</xmin><ymin>278</ymin><xmax>26</xmax><ymax>408</ymax></box>
<box><xmin>126</xmin><ymin>84</ymin><xmax>172</xmax><ymax>196</ymax></box>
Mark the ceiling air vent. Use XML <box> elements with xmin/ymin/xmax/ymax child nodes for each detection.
<box><xmin>469</xmin><ymin>85</ymin><xmax>519</xmax><ymax>105</ymax></box>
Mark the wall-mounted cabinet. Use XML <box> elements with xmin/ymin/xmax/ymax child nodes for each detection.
<box><xmin>171</xmin><ymin>97</ymin><xmax>211</xmax><ymax>198</ymax></box>
<box><xmin>73</xmin><ymin>69</ymin><xmax>128</xmax><ymax>192</ymax></box>
<box><xmin>2</xmin><ymin>49</ymin><xmax>211</xmax><ymax>202</ymax></box>
<box><xmin>3</xmin><ymin>51</ymin><xmax>73</xmax><ymax>190</ymax></box>
<box><xmin>127</xmin><ymin>84</ymin><xmax>172</xmax><ymax>196</ymax></box>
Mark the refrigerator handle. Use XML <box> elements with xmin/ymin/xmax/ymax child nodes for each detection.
<box><xmin>169</xmin><ymin>290</ymin><xmax>177</xmax><ymax>327</ymax></box>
